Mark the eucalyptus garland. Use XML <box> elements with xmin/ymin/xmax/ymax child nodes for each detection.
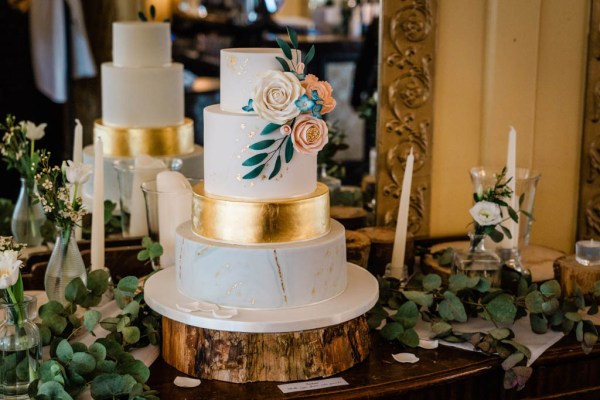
<box><xmin>368</xmin><ymin>271</ymin><xmax>600</xmax><ymax>391</ymax></box>
<box><xmin>29</xmin><ymin>242</ymin><xmax>162</xmax><ymax>400</ymax></box>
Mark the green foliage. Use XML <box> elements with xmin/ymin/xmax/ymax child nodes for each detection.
<box><xmin>368</xmin><ymin>272</ymin><xmax>600</xmax><ymax>391</ymax></box>
<box><xmin>316</xmin><ymin>121</ymin><xmax>348</xmax><ymax>179</ymax></box>
<box><xmin>0</xmin><ymin>197</ymin><xmax>14</xmax><ymax>235</ymax></box>
<box><xmin>137</xmin><ymin>237</ymin><xmax>163</xmax><ymax>269</ymax></box>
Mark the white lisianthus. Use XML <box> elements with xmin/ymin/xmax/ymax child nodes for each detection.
<box><xmin>63</xmin><ymin>160</ymin><xmax>93</xmax><ymax>185</ymax></box>
<box><xmin>20</xmin><ymin>120</ymin><xmax>47</xmax><ymax>141</ymax></box>
<box><xmin>252</xmin><ymin>70</ymin><xmax>304</xmax><ymax>125</ymax></box>
<box><xmin>469</xmin><ymin>201</ymin><xmax>503</xmax><ymax>226</ymax></box>
<box><xmin>0</xmin><ymin>250</ymin><xmax>22</xmax><ymax>289</ymax></box>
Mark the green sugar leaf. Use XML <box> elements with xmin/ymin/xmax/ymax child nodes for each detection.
<box><xmin>269</xmin><ymin>156</ymin><xmax>282</xmax><ymax>180</ymax></box>
<box><xmin>275</xmin><ymin>56</ymin><xmax>291</xmax><ymax>72</ymax></box>
<box><xmin>150</xmin><ymin>4</ymin><xmax>156</xmax><ymax>20</ymax></box>
<box><xmin>303</xmin><ymin>45</ymin><xmax>316</xmax><ymax>65</ymax></box>
<box><xmin>276</xmin><ymin>37</ymin><xmax>293</xmax><ymax>60</ymax></box>
<box><xmin>138</xmin><ymin>11</ymin><xmax>147</xmax><ymax>22</ymax></box>
<box><xmin>261</xmin><ymin>122</ymin><xmax>282</xmax><ymax>135</ymax></box>
<box><xmin>287</xmin><ymin>26</ymin><xmax>299</xmax><ymax>49</ymax></box>
<box><xmin>243</xmin><ymin>164</ymin><xmax>266</xmax><ymax>180</ymax></box>
<box><xmin>249</xmin><ymin>139</ymin><xmax>276</xmax><ymax>150</ymax></box>
<box><xmin>285</xmin><ymin>136</ymin><xmax>294</xmax><ymax>163</ymax></box>
<box><xmin>242</xmin><ymin>153</ymin><xmax>268</xmax><ymax>167</ymax></box>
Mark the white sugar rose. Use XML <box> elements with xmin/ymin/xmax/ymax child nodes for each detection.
<box><xmin>469</xmin><ymin>201</ymin><xmax>503</xmax><ymax>226</ymax></box>
<box><xmin>291</xmin><ymin>114</ymin><xmax>329</xmax><ymax>154</ymax></box>
<box><xmin>252</xmin><ymin>70</ymin><xmax>304</xmax><ymax>125</ymax></box>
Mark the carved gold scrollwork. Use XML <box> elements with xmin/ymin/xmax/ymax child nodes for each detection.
<box><xmin>585</xmin><ymin>195</ymin><xmax>600</xmax><ymax>236</ymax></box>
<box><xmin>391</xmin><ymin>0</ymin><xmax>433</xmax><ymax>43</ymax></box>
<box><xmin>383</xmin><ymin>184</ymin><xmax>427</xmax><ymax>234</ymax></box>
<box><xmin>587</xmin><ymin>134</ymin><xmax>600</xmax><ymax>182</ymax></box>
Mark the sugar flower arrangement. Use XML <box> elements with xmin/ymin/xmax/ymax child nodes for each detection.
<box><xmin>35</xmin><ymin>154</ymin><xmax>92</xmax><ymax>237</ymax></box>
<box><xmin>469</xmin><ymin>167</ymin><xmax>520</xmax><ymax>248</ymax></box>
<box><xmin>241</xmin><ymin>27</ymin><xmax>336</xmax><ymax>180</ymax></box>
<box><xmin>0</xmin><ymin>115</ymin><xmax>47</xmax><ymax>192</ymax></box>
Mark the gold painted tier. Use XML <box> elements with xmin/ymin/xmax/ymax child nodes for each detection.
<box><xmin>94</xmin><ymin>118</ymin><xmax>194</xmax><ymax>157</ymax></box>
<box><xmin>192</xmin><ymin>182</ymin><xmax>330</xmax><ymax>244</ymax></box>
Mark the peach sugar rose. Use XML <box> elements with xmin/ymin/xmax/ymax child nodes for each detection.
<box><xmin>301</xmin><ymin>74</ymin><xmax>336</xmax><ymax>114</ymax></box>
<box><xmin>291</xmin><ymin>114</ymin><xmax>329</xmax><ymax>154</ymax></box>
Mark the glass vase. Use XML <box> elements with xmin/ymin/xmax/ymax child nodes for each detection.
<box><xmin>11</xmin><ymin>178</ymin><xmax>46</xmax><ymax>247</ymax></box>
<box><xmin>44</xmin><ymin>227</ymin><xmax>87</xmax><ymax>305</ymax></box>
<box><xmin>452</xmin><ymin>233</ymin><xmax>502</xmax><ymax>287</ymax></box>
<box><xmin>0</xmin><ymin>295</ymin><xmax>42</xmax><ymax>399</ymax></box>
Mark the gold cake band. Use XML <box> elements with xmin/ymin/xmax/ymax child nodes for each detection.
<box><xmin>94</xmin><ymin>118</ymin><xmax>194</xmax><ymax>157</ymax></box>
<box><xmin>192</xmin><ymin>182</ymin><xmax>330</xmax><ymax>244</ymax></box>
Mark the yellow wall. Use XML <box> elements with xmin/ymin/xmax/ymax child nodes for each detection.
<box><xmin>430</xmin><ymin>0</ymin><xmax>589</xmax><ymax>253</ymax></box>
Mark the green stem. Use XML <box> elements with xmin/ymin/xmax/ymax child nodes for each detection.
<box><xmin>6</xmin><ymin>286</ymin><xmax>24</xmax><ymax>326</ymax></box>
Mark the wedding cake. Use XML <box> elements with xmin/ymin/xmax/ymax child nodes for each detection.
<box><xmin>145</xmin><ymin>34</ymin><xmax>378</xmax><ymax>382</ymax></box>
<box><xmin>83</xmin><ymin>21</ymin><xmax>203</xmax><ymax>205</ymax></box>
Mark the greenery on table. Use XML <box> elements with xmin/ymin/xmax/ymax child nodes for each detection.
<box><xmin>31</xmin><ymin>241</ymin><xmax>162</xmax><ymax>399</ymax></box>
<box><xmin>317</xmin><ymin>122</ymin><xmax>348</xmax><ymax>179</ymax></box>
<box><xmin>368</xmin><ymin>272</ymin><xmax>600</xmax><ymax>391</ymax></box>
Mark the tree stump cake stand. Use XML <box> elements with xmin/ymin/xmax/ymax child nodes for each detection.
<box><xmin>144</xmin><ymin>264</ymin><xmax>379</xmax><ymax>383</ymax></box>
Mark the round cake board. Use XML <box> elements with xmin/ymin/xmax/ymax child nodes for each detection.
<box><xmin>145</xmin><ymin>264</ymin><xmax>379</xmax><ymax>382</ymax></box>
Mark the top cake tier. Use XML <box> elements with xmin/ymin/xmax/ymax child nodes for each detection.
<box><xmin>220</xmin><ymin>48</ymin><xmax>300</xmax><ymax>113</ymax></box>
<box><xmin>113</xmin><ymin>22</ymin><xmax>171</xmax><ymax>67</ymax></box>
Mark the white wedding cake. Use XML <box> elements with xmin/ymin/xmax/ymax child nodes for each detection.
<box><xmin>83</xmin><ymin>21</ymin><xmax>203</xmax><ymax>205</ymax></box>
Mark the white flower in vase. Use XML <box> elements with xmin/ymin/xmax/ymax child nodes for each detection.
<box><xmin>20</xmin><ymin>121</ymin><xmax>47</xmax><ymax>141</ymax></box>
<box><xmin>0</xmin><ymin>249</ymin><xmax>22</xmax><ymax>289</ymax></box>
<box><xmin>469</xmin><ymin>201</ymin><xmax>503</xmax><ymax>226</ymax></box>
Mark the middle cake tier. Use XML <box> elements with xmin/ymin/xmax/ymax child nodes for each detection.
<box><xmin>176</xmin><ymin>220</ymin><xmax>348</xmax><ymax>309</ymax></box>
<box><xmin>192</xmin><ymin>181</ymin><xmax>330</xmax><ymax>244</ymax></box>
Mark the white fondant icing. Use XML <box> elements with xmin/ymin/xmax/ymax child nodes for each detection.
<box><xmin>176</xmin><ymin>220</ymin><xmax>347</xmax><ymax>309</ymax></box>
<box><xmin>145</xmin><ymin>263</ymin><xmax>378</xmax><ymax>333</ymax></box>
<box><xmin>112</xmin><ymin>22</ymin><xmax>171</xmax><ymax>67</ymax></box>
<box><xmin>101</xmin><ymin>63</ymin><xmax>184</xmax><ymax>127</ymax></box>
<box><xmin>82</xmin><ymin>144</ymin><xmax>204</xmax><ymax>209</ymax></box>
<box><xmin>203</xmin><ymin>104</ymin><xmax>316</xmax><ymax>199</ymax></box>
<box><xmin>220</xmin><ymin>48</ymin><xmax>301</xmax><ymax>113</ymax></box>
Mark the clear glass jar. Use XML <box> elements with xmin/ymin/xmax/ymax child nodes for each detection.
<box><xmin>44</xmin><ymin>226</ymin><xmax>87</xmax><ymax>305</ymax></box>
<box><xmin>11</xmin><ymin>178</ymin><xmax>46</xmax><ymax>247</ymax></box>
<box><xmin>0</xmin><ymin>295</ymin><xmax>42</xmax><ymax>399</ymax></box>
<box><xmin>452</xmin><ymin>233</ymin><xmax>502</xmax><ymax>287</ymax></box>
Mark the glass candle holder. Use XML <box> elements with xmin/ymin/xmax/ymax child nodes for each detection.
<box><xmin>576</xmin><ymin>240</ymin><xmax>600</xmax><ymax>266</ymax></box>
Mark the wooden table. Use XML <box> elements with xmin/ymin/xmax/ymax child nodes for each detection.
<box><xmin>148</xmin><ymin>331</ymin><xmax>600</xmax><ymax>399</ymax></box>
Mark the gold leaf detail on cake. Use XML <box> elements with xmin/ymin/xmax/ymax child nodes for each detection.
<box><xmin>248</xmin><ymin>130</ymin><xmax>256</xmax><ymax>138</ymax></box>
<box><xmin>240</xmin><ymin>123</ymin><xmax>246</xmax><ymax>129</ymax></box>
<box><xmin>236</xmin><ymin>174</ymin><xmax>242</xmax><ymax>181</ymax></box>
<box><xmin>273</xmin><ymin>250</ymin><xmax>288</xmax><ymax>305</ymax></box>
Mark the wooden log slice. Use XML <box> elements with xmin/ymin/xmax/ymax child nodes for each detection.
<box><xmin>161</xmin><ymin>315</ymin><xmax>371</xmax><ymax>383</ymax></box>
<box><xmin>555</xmin><ymin>255</ymin><xmax>600</xmax><ymax>296</ymax></box>
<box><xmin>346</xmin><ymin>230</ymin><xmax>371</xmax><ymax>268</ymax></box>
<box><xmin>330</xmin><ymin>206</ymin><xmax>368</xmax><ymax>231</ymax></box>
<box><xmin>357</xmin><ymin>227</ymin><xmax>395</xmax><ymax>276</ymax></box>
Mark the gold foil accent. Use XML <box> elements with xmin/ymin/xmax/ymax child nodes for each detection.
<box><xmin>94</xmin><ymin>118</ymin><xmax>194</xmax><ymax>157</ymax></box>
<box><xmin>306</xmin><ymin>126</ymin><xmax>320</xmax><ymax>144</ymax></box>
<box><xmin>192</xmin><ymin>182</ymin><xmax>330</xmax><ymax>244</ymax></box>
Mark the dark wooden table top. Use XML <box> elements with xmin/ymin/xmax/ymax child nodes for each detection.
<box><xmin>148</xmin><ymin>330</ymin><xmax>600</xmax><ymax>400</ymax></box>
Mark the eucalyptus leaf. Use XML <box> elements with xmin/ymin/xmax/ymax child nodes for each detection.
<box><xmin>540</xmin><ymin>280</ymin><xmax>561</xmax><ymax>298</ymax></box>
<box><xmin>524</xmin><ymin>291</ymin><xmax>543</xmax><ymax>314</ymax></box>
<box><xmin>65</xmin><ymin>277</ymin><xmax>87</xmax><ymax>304</ymax></box>
<box><xmin>502</xmin><ymin>340</ymin><xmax>532</xmax><ymax>359</ymax></box>
<box><xmin>37</xmin><ymin>380</ymin><xmax>73</xmax><ymax>400</ymax></box>
<box><xmin>448</xmin><ymin>274</ymin><xmax>477</xmax><ymax>292</ymax></box>
<box><xmin>122</xmin><ymin>301</ymin><xmax>140</xmax><ymax>319</ymax></box>
<box><xmin>117</xmin><ymin>276</ymin><xmax>139</xmax><ymax>293</ymax></box>
<box><xmin>565</xmin><ymin>311</ymin><xmax>582</xmax><ymax>322</ymax></box>
<box><xmin>71</xmin><ymin>352</ymin><xmax>96</xmax><ymax>375</ymax></box>
<box><xmin>422</xmin><ymin>274</ymin><xmax>442</xmax><ymax>291</ymax></box>
<box><xmin>402</xmin><ymin>290</ymin><xmax>433</xmax><ymax>307</ymax></box>
<box><xmin>431</xmin><ymin>321</ymin><xmax>452</xmax><ymax>337</ymax></box>
<box><xmin>137</xmin><ymin>249</ymin><xmax>149</xmax><ymax>262</ymax></box>
<box><xmin>529</xmin><ymin>313</ymin><xmax>548</xmax><ymax>334</ymax></box>
<box><xmin>475</xmin><ymin>278</ymin><xmax>491</xmax><ymax>293</ymax></box>
<box><xmin>56</xmin><ymin>340</ymin><xmax>73</xmax><ymax>364</ymax></box>
<box><xmin>438</xmin><ymin>291</ymin><xmax>467</xmax><ymax>323</ymax></box>
<box><xmin>576</xmin><ymin>320</ymin><xmax>583</xmax><ymax>342</ymax></box>
<box><xmin>89</xmin><ymin>342</ymin><xmax>107</xmax><ymax>362</ymax></box>
<box><xmin>87</xmin><ymin>269</ymin><xmax>110</xmax><ymax>296</ymax></box>
<box><xmin>122</xmin><ymin>326</ymin><xmax>141</xmax><ymax>344</ymax></box>
<box><xmin>83</xmin><ymin>310</ymin><xmax>101</xmax><ymax>332</ymax></box>
<box><xmin>95</xmin><ymin>360</ymin><xmax>117</xmax><ymax>374</ymax></box>
<box><xmin>78</xmin><ymin>294</ymin><xmax>102</xmax><ymax>309</ymax></box>
<box><xmin>99</xmin><ymin>317</ymin><xmax>120</xmax><ymax>333</ymax></box>
<box><xmin>391</xmin><ymin>301</ymin><xmax>419</xmax><ymax>329</ymax></box>
<box><xmin>486</xmin><ymin>293</ymin><xmax>517</xmax><ymax>323</ymax></box>
<box><xmin>90</xmin><ymin>373</ymin><xmax>137</xmax><ymax>400</ymax></box>
<box><xmin>71</xmin><ymin>342</ymin><xmax>87</xmax><ymax>353</ymax></box>
<box><xmin>503</xmin><ymin>366</ymin><xmax>533</xmax><ymax>391</ymax></box>
<box><xmin>380</xmin><ymin>322</ymin><xmax>404</xmax><ymax>341</ymax></box>
<box><xmin>39</xmin><ymin>301</ymin><xmax>64</xmax><ymax>320</ymax></box>
<box><xmin>116</xmin><ymin>316</ymin><xmax>131</xmax><ymax>333</ymax></box>
<box><xmin>489</xmin><ymin>328</ymin><xmax>512</xmax><ymax>341</ymax></box>
<box><xmin>38</xmin><ymin>360</ymin><xmax>65</xmax><ymax>385</ymax></box>
<box><xmin>400</xmin><ymin>328</ymin><xmax>420</xmax><ymax>348</ymax></box>
<box><xmin>116</xmin><ymin>359</ymin><xmax>150</xmax><ymax>383</ymax></box>
<box><xmin>367</xmin><ymin>313</ymin><xmax>385</xmax><ymax>330</ymax></box>
<box><xmin>39</xmin><ymin>324</ymin><xmax>52</xmax><ymax>345</ymax></box>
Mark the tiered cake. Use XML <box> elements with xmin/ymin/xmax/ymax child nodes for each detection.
<box><xmin>83</xmin><ymin>21</ymin><xmax>203</xmax><ymax>205</ymax></box>
<box><xmin>145</xmin><ymin>44</ymin><xmax>378</xmax><ymax>383</ymax></box>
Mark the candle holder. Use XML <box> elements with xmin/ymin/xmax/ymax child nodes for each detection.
<box><xmin>576</xmin><ymin>240</ymin><xmax>600</xmax><ymax>266</ymax></box>
<box><xmin>497</xmin><ymin>247</ymin><xmax>531</xmax><ymax>277</ymax></box>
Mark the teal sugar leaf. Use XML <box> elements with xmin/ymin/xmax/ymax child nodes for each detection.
<box><xmin>150</xmin><ymin>5</ymin><xmax>156</xmax><ymax>20</ymax></box>
<box><xmin>242</xmin><ymin>99</ymin><xmax>254</xmax><ymax>112</ymax></box>
<box><xmin>276</xmin><ymin>38</ymin><xmax>293</xmax><ymax>60</ymax></box>
<box><xmin>261</xmin><ymin>123</ymin><xmax>282</xmax><ymax>135</ymax></box>
<box><xmin>249</xmin><ymin>139</ymin><xmax>276</xmax><ymax>150</ymax></box>
<box><xmin>285</xmin><ymin>136</ymin><xmax>294</xmax><ymax>163</ymax></box>
<box><xmin>243</xmin><ymin>164</ymin><xmax>266</xmax><ymax>180</ymax></box>
<box><xmin>303</xmin><ymin>45</ymin><xmax>316</xmax><ymax>65</ymax></box>
<box><xmin>275</xmin><ymin>56</ymin><xmax>291</xmax><ymax>72</ymax></box>
<box><xmin>287</xmin><ymin>26</ymin><xmax>299</xmax><ymax>49</ymax></box>
<box><xmin>269</xmin><ymin>156</ymin><xmax>282</xmax><ymax>179</ymax></box>
<box><xmin>242</xmin><ymin>153</ymin><xmax>268</xmax><ymax>167</ymax></box>
<box><xmin>138</xmin><ymin>11</ymin><xmax>147</xmax><ymax>22</ymax></box>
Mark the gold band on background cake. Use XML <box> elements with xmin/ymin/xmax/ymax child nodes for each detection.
<box><xmin>192</xmin><ymin>182</ymin><xmax>330</xmax><ymax>244</ymax></box>
<box><xmin>94</xmin><ymin>118</ymin><xmax>194</xmax><ymax>157</ymax></box>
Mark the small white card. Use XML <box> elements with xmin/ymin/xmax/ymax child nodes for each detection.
<box><xmin>278</xmin><ymin>377</ymin><xmax>349</xmax><ymax>393</ymax></box>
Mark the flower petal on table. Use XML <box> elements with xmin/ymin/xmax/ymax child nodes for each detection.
<box><xmin>418</xmin><ymin>339</ymin><xmax>439</xmax><ymax>349</ymax></box>
<box><xmin>174</xmin><ymin>376</ymin><xmax>201</xmax><ymax>388</ymax></box>
<box><xmin>392</xmin><ymin>353</ymin><xmax>420</xmax><ymax>364</ymax></box>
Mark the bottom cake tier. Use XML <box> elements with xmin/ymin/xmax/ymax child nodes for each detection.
<box><xmin>145</xmin><ymin>264</ymin><xmax>378</xmax><ymax>382</ymax></box>
<box><xmin>176</xmin><ymin>220</ymin><xmax>347</xmax><ymax>309</ymax></box>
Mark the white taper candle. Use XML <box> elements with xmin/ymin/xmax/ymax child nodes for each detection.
<box><xmin>91</xmin><ymin>138</ymin><xmax>105</xmax><ymax>271</ymax></box>
<box><xmin>505</xmin><ymin>126</ymin><xmax>518</xmax><ymax>248</ymax></box>
<box><xmin>390</xmin><ymin>148</ymin><xmax>414</xmax><ymax>279</ymax></box>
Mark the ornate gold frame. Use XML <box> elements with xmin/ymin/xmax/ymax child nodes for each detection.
<box><xmin>375</xmin><ymin>0</ymin><xmax>436</xmax><ymax>237</ymax></box>
<box><xmin>579</xmin><ymin>0</ymin><xmax>600</xmax><ymax>240</ymax></box>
